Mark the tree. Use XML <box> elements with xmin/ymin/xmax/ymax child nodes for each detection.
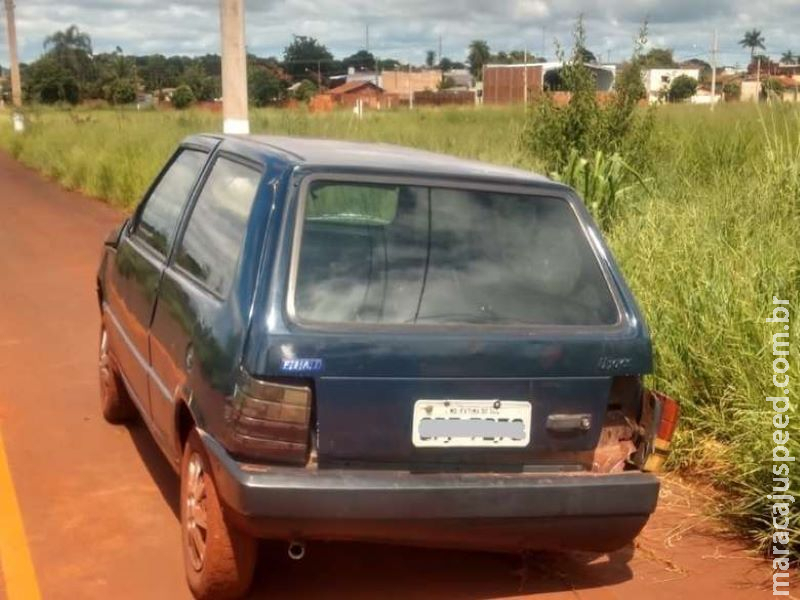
<box><xmin>42</xmin><ymin>25</ymin><xmax>94</xmax><ymax>98</ymax></box>
<box><xmin>722</xmin><ymin>81</ymin><xmax>741</xmax><ymax>101</ymax></box>
<box><xmin>377</xmin><ymin>58</ymin><xmax>401</xmax><ymax>71</ymax></box>
<box><xmin>292</xmin><ymin>79</ymin><xmax>317</xmax><ymax>102</ymax></box>
<box><xmin>781</xmin><ymin>50</ymin><xmax>797</xmax><ymax>64</ymax></box>
<box><xmin>248</xmin><ymin>61</ymin><xmax>286</xmax><ymax>106</ymax></box>
<box><xmin>467</xmin><ymin>40</ymin><xmax>491</xmax><ymax>81</ymax></box>
<box><xmin>283</xmin><ymin>35</ymin><xmax>335</xmax><ymax>81</ymax></box>
<box><xmin>576</xmin><ymin>46</ymin><xmax>597</xmax><ymax>64</ymax></box>
<box><xmin>25</xmin><ymin>55</ymin><xmax>80</xmax><ymax>104</ymax></box>
<box><xmin>342</xmin><ymin>50</ymin><xmax>376</xmax><ymax>72</ymax></box>
<box><xmin>109</xmin><ymin>78</ymin><xmax>136</xmax><ymax>105</ymax></box>
<box><xmin>425</xmin><ymin>50</ymin><xmax>436</xmax><ymax>68</ymax></box>
<box><xmin>171</xmin><ymin>84</ymin><xmax>195</xmax><ymax>109</ymax></box>
<box><xmin>667</xmin><ymin>74</ymin><xmax>697</xmax><ymax>102</ymax></box>
<box><xmin>643</xmin><ymin>48</ymin><xmax>676</xmax><ymax>68</ymax></box>
<box><xmin>438</xmin><ymin>57</ymin><xmax>466</xmax><ymax>72</ymax></box>
<box><xmin>739</xmin><ymin>29</ymin><xmax>766</xmax><ymax>61</ymax></box>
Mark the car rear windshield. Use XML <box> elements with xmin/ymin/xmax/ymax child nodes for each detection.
<box><xmin>292</xmin><ymin>181</ymin><xmax>619</xmax><ymax>327</ymax></box>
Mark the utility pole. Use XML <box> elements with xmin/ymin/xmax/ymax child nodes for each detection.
<box><xmin>756</xmin><ymin>56</ymin><xmax>762</xmax><ymax>102</ymax></box>
<box><xmin>219</xmin><ymin>0</ymin><xmax>249</xmax><ymax>134</ymax></box>
<box><xmin>523</xmin><ymin>46</ymin><xmax>528</xmax><ymax>105</ymax></box>
<box><xmin>438</xmin><ymin>34</ymin><xmax>442</xmax><ymax>66</ymax></box>
<box><xmin>3</xmin><ymin>0</ymin><xmax>23</xmax><ymax>132</ymax></box>
<box><xmin>710</xmin><ymin>28</ymin><xmax>718</xmax><ymax>110</ymax></box>
<box><xmin>365</xmin><ymin>24</ymin><xmax>369</xmax><ymax>53</ymax></box>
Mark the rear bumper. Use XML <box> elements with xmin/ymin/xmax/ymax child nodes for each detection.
<box><xmin>200</xmin><ymin>430</ymin><xmax>660</xmax><ymax>552</ymax></box>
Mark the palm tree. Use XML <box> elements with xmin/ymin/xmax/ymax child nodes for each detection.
<box><xmin>739</xmin><ymin>29</ymin><xmax>766</xmax><ymax>62</ymax></box>
<box><xmin>44</xmin><ymin>24</ymin><xmax>92</xmax><ymax>57</ymax></box>
<box><xmin>781</xmin><ymin>50</ymin><xmax>796</xmax><ymax>65</ymax></box>
<box><xmin>467</xmin><ymin>40</ymin><xmax>491</xmax><ymax>81</ymax></box>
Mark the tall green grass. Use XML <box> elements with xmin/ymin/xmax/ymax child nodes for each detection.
<box><xmin>1</xmin><ymin>102</ymin><xmax>798</xmax><ymax>555</ymax></box>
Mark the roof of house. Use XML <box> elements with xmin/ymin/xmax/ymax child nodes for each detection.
<box><xmin>204</xmin><ymin>134</ymin><xmax>553</xmax><ymax>184</ymax></box>
<box><xmin>329</xmin><ymin>80</ymin><xmax>384</xmax><ymax>95</ymax></box>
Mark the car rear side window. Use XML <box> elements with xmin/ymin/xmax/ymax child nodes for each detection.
<box><xmin>134</xmin><ymin>149</ymin><xmax>207</xmax><ymax>256</ymax></box>
<box><xmin>175</xmin><ymin>157</ymin><xmax>261</xmax><ymax>297</ymax></box>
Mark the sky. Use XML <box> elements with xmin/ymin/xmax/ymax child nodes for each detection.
<box><xmin>0</xmin><ymin>0</ymin><xmax>797</xmax><ymax>68</ymax></box>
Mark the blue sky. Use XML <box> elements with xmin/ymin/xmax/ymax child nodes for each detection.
<box><xmin>1</xmin><ymin>0</ymin><xmax>796</xmax><ymax>67</ymax></box>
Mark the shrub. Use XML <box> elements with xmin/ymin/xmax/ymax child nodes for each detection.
<box><xmin>109</xmin><ymin>79</ymin><xmax>136</xmax><ymax>105</ymax></box>
<box><xmin>723</xmin><ymin>81</ymin><xmax>741</xmax><ymax>101</ymax></box>
<box><xmin>171</xmin><ymin>85</ymin><xmax>195</xmax><ymax>110</ymax></box>
<box><xmin>293</xmin><ymin>79</ymin><xmax>317</xmax><ymax>103</ymax></box>
<box><xmin>667</xmin><ymin>75</ymin><xmax>698</xmax><ymax>103</ymax></box>
<box><xmin>549</xmin><ymin>148</ymin><xmax>649</xmax><ymax>229</ymax></box>
<box><xmin>762</xmin><ymin>78</ymin><xmax>785</xmax><ymax>100</ymax></box>
<box><xmin>521</xmin><ymin>18</ymin><xmax>655</xmax><ymax>217</ymax></box>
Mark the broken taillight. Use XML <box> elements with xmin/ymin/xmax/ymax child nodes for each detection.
<box><xmin>225</xmin><ymin>370</ymin><xmax>313</xmax><ymax>465</ymax></box>
<box><xmin>642</xmin><ymin>390</ymin><xmax>680</xmax><ymax>473</ymax></box>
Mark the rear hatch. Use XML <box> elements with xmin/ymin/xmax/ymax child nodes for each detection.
<box><xmin>250</xmin><ymin>177</ymin><xmax>650</xmax><ymax>468</ymax></box>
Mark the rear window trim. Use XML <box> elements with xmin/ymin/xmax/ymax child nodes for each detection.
<box><xmin>285</xmin><ymin>172</ymin><xmax>625</xmax><ymax>334</ymax></box>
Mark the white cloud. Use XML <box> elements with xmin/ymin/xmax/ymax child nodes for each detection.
<box><xmin>0</xmin><ymin>0</ymin><xmax>795</xmax><ymax>68</ymax></box>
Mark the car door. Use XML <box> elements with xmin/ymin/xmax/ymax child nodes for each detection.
<box><xmin>148</xmin><ymin>153</ymin><xmax>264</xmax><ymax>456</ymax></box>
<box><xmin>103</xmin><ymin>145</ymin><xmax>211</xmax><ymax>417</ymax></box>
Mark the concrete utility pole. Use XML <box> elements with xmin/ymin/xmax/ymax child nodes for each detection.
<box><xmin>710</xmin><ymin>28</ymin><xmax>718</xmax><ymax>111</ymax></box>
<box><xmin>3</xmin><ymin>0</ymin><xmax>24</xmax><ymax>132</ymax></box>
<box><xmin>523</xmin><ymin>47</ymin><xmax>528</xmax><ymax>105</ymax></box>
<box><xmin>219</xmin><ymin>0</ymin><xmax>249</xmax><ymax>134</ymax></box>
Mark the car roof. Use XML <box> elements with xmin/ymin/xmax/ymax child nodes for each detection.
<box><xmin>197</xmin><ymin>134</ymin><xmax>554</xmax><ymax>185</ymax></box>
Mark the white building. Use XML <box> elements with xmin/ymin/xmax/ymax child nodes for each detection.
<box><xmin>642</xmin><ymin>68</ymin><xmax>701</xmax><ymax>103</ymax></box>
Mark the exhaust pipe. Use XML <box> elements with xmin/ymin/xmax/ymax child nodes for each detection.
<box><xmin>288</xmin><ymin>540</ymin><xmax>306</xmax><ymax>561</ymax></box>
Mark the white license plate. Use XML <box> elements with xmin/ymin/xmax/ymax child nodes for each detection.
<box><xmin>412</xmin><ymin>400</ymin><xmax>532</xmax><ymax>448</ymax></box>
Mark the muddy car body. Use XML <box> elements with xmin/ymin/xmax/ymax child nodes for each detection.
<box><xmin>96</xmin><ymin>134</ymin><xmax>677</xmax><ymax>598</ymax></box>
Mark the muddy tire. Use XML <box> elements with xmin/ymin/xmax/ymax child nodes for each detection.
<box><xmin>181</xmin><ymin>429</ymin><xmax>257</xmax><ymax>600</ymax></box>
<box><xmin>99</xmin><ymin>325</ymin><xmax>137</xmax><ymax>423</ymax></box>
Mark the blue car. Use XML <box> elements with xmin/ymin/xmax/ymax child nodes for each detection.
<box><xmin>97</xmin><ymin>135</ymin><xmax>679</xmax><ymax>599</ymax></box>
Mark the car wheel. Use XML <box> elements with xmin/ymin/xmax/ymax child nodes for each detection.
<box><xmin>98</xmin><ymin>325</ymin><xmax>136</xmax><ymax>423</ymax></box>
<box><xmin>181</xmin><ymin>429</ymin><xmax>257</xmax><ymax>600</ymax></box>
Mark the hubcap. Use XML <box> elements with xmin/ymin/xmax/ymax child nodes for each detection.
<box><xmin>185</xmin><ymin>453</ymin><xmax>208</xmax><ymax>571</ymax></box>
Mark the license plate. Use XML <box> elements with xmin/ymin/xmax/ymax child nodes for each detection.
<box><xmin>412</xmin><ymin>400</ymin><xmax>532</xmax><ymax>448</ymax></box>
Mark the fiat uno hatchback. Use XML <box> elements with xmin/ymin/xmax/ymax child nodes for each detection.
<box><xmin>97</xmin><ymin>135</ymin><xmax>679</xmax><ymax>599</ymax></box>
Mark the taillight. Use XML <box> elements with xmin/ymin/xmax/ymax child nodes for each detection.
<box><xmin>643</xmin><ymin>390</ymin><xmax>680</xmax><ymax>473</ymax></box>
<box><xmin>225</xmin><ymin>370</ymin><xmax>312</xmax><ymax>465</ymax></box>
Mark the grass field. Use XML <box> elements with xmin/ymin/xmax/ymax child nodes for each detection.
<box><xmin>1</xmin><ymin>102</ymin><xmax>798</xmax><ymax>555</ymax></box>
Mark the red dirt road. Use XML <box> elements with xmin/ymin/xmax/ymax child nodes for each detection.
<box><xmin>0</xmin><ymin>151</ymin><xmax>775</xmax><ymax>599</ymax></box>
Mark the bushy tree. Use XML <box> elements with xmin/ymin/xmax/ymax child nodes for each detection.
<box><xmin>467</xmin><ymin>40</ymin><xmax>490</xmax><ymax>80</ymax></box>
<box><xmin>171</xmin><ymin>84</ymin><xmax>195</xmax><ymax>109</ymax></box>
<box><xmin>283</xmin><ymin>35</ymin><xmax>335</xmax><ymax>81</ymax></box>
<box><xmin>643</xmin><ymin>48</ymin><xmax>676</xmax><ymax>68</ymax></box>
<box><xmin>723</xmin><ymin>81</ymin><xmax>741</xmax><ymax>101</ymax></box>
<box><xmin>667</xmin><ymin>74</ymin><xmax>697</xmax><ymax>102</ymax></box>
<box><xmin>25</xmin><ymin>55</ymin><xmax>80</xmax><ymax>104</ymax></box>
<box><xmin>425</xmin><ymin>50</ymin><xmax>436</xmax><ymax>68</ymax></box>
<box><xmin>342</xmin><ymin>50</ymin><xmax>376</xmax><ymax>72</ymax></box>
<box><xmin>292</xmin><ymin>79</ymin><xmax>317</xmax><ymax>102</ymax></box>
<box><xmin>109</xmin><ymin>78</ymin><xmax>136</xmax><ymax>105</ymax></box>
<box><xmin>248</xmin><ymin>61</ymin><xmax>287</xmax><ymax>106</ymax></box>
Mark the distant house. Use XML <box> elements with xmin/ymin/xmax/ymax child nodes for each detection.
<box><xmin>381</xmin><ymin>69</ymin><xmax>443</xmax><ymax>100</ymax></box>
<box><xmin>442</xmin><ymin>69</ymin><xmax>473</xmax><ymax>89</ymax></box>
<box><xmin>642</xmin><ymin>68</ymin><xmax>700</xmax><ymax>103</ymax></box>
<box><xmin>324</xmin><ymin>80</ymin><xmax>397</xmax><ymax>110</ymax></box>
<box><xmin>482</xmin><ymin>62</ymin><xmax>615</xmax><ymax>105</ymax></box>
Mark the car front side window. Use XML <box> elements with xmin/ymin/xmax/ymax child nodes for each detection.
<box><xmin>133</xmin><ymin>149</ymin><xmax>208</xmax><ymax>256</ymax></box>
